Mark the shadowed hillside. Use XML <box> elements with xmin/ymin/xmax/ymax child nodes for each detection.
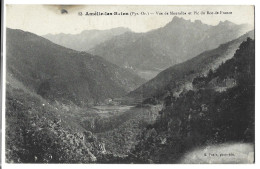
<box><xmin>128</xmin><ymin>31</ymin><xmax>254</xmax><ymax>101</ymax></box>
<box><xmin>6</xmin><ymin>28</ymin><xmax>144</xmax><ymax>106</ymax></box>
<box><xmin>128</xmin><ymin>38</ymin><xmax>255</xmax><ymax>163</ymax></box>
<box><xmin>6</xmin><ymin>77</ymin><xmax>106</xmax><ymax>163</ymax></box>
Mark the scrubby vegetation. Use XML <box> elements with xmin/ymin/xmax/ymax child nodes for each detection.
<box><xmin>6</xmin><ymin>76</ymin><xmax>162</xmax><ymax>163</ymax></box>
<box><xmin>96</xmin><ymin>105</ymin><xmax>162</xmax><ymax>156</ymax></box>
<box><xmin>5</xmin><ymin>27</ymin><xmax>254</xmax><ymax>164</ymax></box>
<box><xmin>6</xmin><ymin>85</ymin><xmax>106</xmax><ymax>163</ymax></box>
<box><xmin>128</xmin><ymin>38</ymin><xmax>255</xmax><ymax>163</ymax></box>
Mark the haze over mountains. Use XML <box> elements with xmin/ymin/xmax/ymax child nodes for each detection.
<box><xmin>89</xmin><ymin>17</ymin><xmax>251</xmax><ymax>79</ymax></box>
<box><xmin>6</xmin><ymin>15</ymin><xmax>254</xmax><ymax>164</ymax></box>
<box><xmin>42</xmin><ymin>17</ymin><xmax>251</xmax><ymax>80</ymax></box>
<box><xmin>6</xmin><ymin>28</ymin><xmax>144</xmax><ymax>106</ymax></box>
<box><xmin>43</xmin><ymin>27</ymin><xmax>130</xmax><ymax>51</ymax></box>
<box><xmin>129</xmin><ymin>30</ymin><xmax>254</xmax><ymax>101</ymax></box>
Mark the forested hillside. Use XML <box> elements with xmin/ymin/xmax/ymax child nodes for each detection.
<box><xmin>128</xmin><ymin>38</ymin><xmax>255</xmax><ymax>163</ymax></box>
<box><xmin>6</xmin><ymin>28</ymin><xmax>144</xmax><ymax>106</ymax></box>
<box><xmin>6</xmin><ymin>81</ymin><xmax>105</xmax><ymax>163</ymax></box>
<box><xmin>129</xmin><ymin>31</ymin><xmax>254</xmax><ymax>101</ymax></box>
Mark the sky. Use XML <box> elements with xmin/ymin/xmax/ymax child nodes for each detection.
<box><xmin>6</xmin><ymin>5</ymin><xmax>254</xmax><ymax>35</ymax></box>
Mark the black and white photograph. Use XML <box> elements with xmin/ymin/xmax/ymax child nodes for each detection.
<box><xmin>2</xmin><ymin>3</ymin><xmax>255</xmax><ymax>165</ymax></box>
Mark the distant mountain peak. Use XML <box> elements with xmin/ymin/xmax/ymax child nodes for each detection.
<box><xmin>172</xmin><ymin>16</ymin><xmax>184</xmax><ymax>20</ymax></box>
<box><xmin>194</xmin><ymin>19</ymin><xmax>203</xmax><ymax>24</ymax></box>
<box><xmin>167</xmin><ymin>17</ymin><xmax>207</xmax><ymax>28</ymax></box>
<box><xmin>170</xmin><ymin>16</ymin><xmax>189</xmax><ymax>23</ymax></box>
<box><xmin>91</xmin><ymin>16</ymin><xmax>250</xmax><ymax>80</ymax></box>
<box><xmin>43</xmin><ymin>27</ymin><xmax>131</xmax><ymax>51</ymax></box>
<box><xmin>80</xmin><ymin>27</ymin><xmax>131</xmax><ymax>34</ymax></box>
<box><xmin>217</xmin><ymin>20</ymin><xmax>236</xmax><ymax>27</ymax></box>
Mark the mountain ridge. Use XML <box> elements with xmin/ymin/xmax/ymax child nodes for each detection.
<box><xmin>128</xmin><ymin>30</ymin><xmax>254</xmax><ymax>101</ymax></box>
<box><xmin>89</xmin><ymin>17</ymin><xmax>251</xmax><ymax>79</ymax></box>
<box><xmin>128</xmin><ymin>37</ymin><xmax>255</xmax><ymax>164</ymax></box>
<box><xmin>6</xmin><ymin>28</ymin><xmax>144</xmax><ymax>106</ymax></box>
<box><xmin>43</xmin><ymin>27</ymin><xmax>131</xmax><ymax>51</ymax></box>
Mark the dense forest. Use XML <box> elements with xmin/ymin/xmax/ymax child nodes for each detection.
<box><xmin>6</xmin><ymin>84</ymin><xmax>105</xmax><ymax>163</ymax></box>
<box><xmin>126</xmin><ymin>38</ymin><xmax>255</xmax><ymax>163</ymax></box>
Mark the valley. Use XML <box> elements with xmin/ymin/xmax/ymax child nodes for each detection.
<box><xmin>92</xmin><ymin>105</ymin><xmax>134</xmax><ymax>117</ymax></box>
<box><xmin>5</xmin><ymin>15</ymin><xmax>255</xmax><ymax>164</ymax></box>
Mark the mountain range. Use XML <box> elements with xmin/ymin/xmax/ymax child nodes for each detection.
<box><xmin>5</xmin><ymin>16</ymin><xmax>254</xmax><ymax>164</ymax></box>
<box><xmin>89</xmin><ymin>17</ymin><xmax>251</xmax><ymax>79</ymax></box>
<box><xmin>128</xmin><ymin>30</ymin><xmax>254</xmax><ymax>101</ymax></box>
<box><xmin>6</xmin><ymin>28</ymin><xmax>144</xmax><ymax>106</ymax></box>
<box><xmin>43</xmin><ymin>27</ymin><xmax>130</xmax><ymax>51</ymax></box>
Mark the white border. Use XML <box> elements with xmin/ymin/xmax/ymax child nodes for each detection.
<box><xmin>2</xmin><ymin>0</ymin><xmax>259</xmax><ymax>5</ymax></box>
<box><xmin>2</xmin><ymin>0</ymin><xmax>259</xmax><ymax>169</ymax></box>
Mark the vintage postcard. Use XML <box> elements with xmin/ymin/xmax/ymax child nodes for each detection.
<box><xmin>2</xmin><ymin>3</ymin><xmax>255</xmax><ymax>164</ymax></box>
